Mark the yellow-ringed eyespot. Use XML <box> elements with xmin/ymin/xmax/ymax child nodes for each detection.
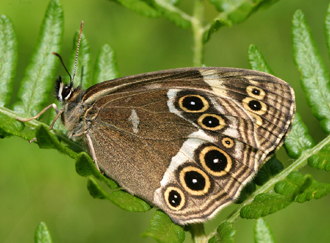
<box><xmin>222</xmin><ymin>137</ymin><xmax>234</xmax><ymax>148</ymax></box>
<box><xmin>246</xmin><ymin>86</ymin><xmax>266</xmax><ymax>100</ymax></box>
<box><xmin>242</xmin><ymin>97</ymin><xmax>267</xmax><ymax>115</ymax></box>
<box><xmin>199</xmin><ymin>146</ymin><xmax>232</xmax><ymax>177</ymax></box>
<box><xmin>164</xmin><ymin>186</ymin><xmax>185</xmax><ymax>211</ymax></box>
<box><xmin>178</xmin><ymin>95</ymin><xmax>209</xmax><ymax>113</ymax></box>
<box><xmin>198</xmin><ymin>113</ymin><xmax>226</xmax><ymax>131</ymax></box>
<box><xmin>179</xmin><ymin>166</ymin><xmax>211</xmax><ymax>196</ymax></box>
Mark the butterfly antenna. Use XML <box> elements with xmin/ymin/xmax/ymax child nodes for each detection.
<box><xmin>72</xmin><ymin>21</ymin><xmax>84</xmax><ymax>85</ymax></box>
<box><xmin>53</xmin><ymin>52</ymin><xmax>72</xmax><ymax>81</ymax></box>
<box><xmin>52</xmin><ymin>21</ymin><xmax>84</xmax><ymax>88</ymax></box>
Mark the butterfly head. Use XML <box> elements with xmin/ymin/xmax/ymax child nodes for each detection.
<box><xmin>55</xmin><ymin>76</ymin><xmax>83</xmax><ymax>104</ymax></box>
<box><xmin>55</xmin><ymin>76</ymin><xmax>74</xmax><ymax>102</ymax></box>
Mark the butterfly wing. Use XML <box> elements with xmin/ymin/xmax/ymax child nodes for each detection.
<box><xmin>81</xmin><ymin>67</ymin><xmax>295</xmax><ymax>224</ymax></box>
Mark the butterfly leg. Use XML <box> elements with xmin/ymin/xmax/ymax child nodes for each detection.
<box><xmin>16</xmin><ymin>103</ymin><xmax>63</xmax><ymax>143</ymax></box>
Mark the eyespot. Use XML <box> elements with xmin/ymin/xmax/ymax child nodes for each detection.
<box><xmin>178</xmin><ymin>95</ymin><xmax>209</xmax><ymax>113</ymax></box>
<box><xmin>164</xmin><ymin>187</ymin><xmax>185</xmax><ymax>211</ymax></box>
<box><xmin>179</xmin><ymin>166</ymin><xmax>211</xmax><ymax>196</ymax></box>
<box><xmin>242</xmin><ymin>97</ymin><xmax>267</xmax><ymax>115</ymax></box>
<box><xmin>246</xmin><ymin>86</ymin><xmax>266</xmax><ymax>100</ymax></box>
<box><xmin>199</xmin><ymin>146</ymin><xmax>232</xmax><ymax>177</ymax></box>
<box><xmin>222</xmin><ymin>137</ymin><xmax>234</xmax><ymax>148</ymax></box>
<box><xmin>198</xmin><ymin>114</ymin><xmax>226</xmax><ymax>131</ymax></box>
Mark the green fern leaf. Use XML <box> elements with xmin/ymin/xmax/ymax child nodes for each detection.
<box><xmin>35</xmin><ymin>222</ymin><xmax>52</xmax><ymax>243</ymax></box>
<box><xmin>292</xmin><ymin>9</ymin><xmax>330</xmax><ymax>133</ymax></box>
<box><xmin>13</xmin><ymin>0</ymin><xmax>63</xmax><ymax>117</ymax></box>
<box><xmin>208</xmin><ymin>221</ymin><xmax>236</xmax><ymax>243</ymax></box>
<box><xmin>254</xmin><ymin>218</ymin><xmax>276</xmax><ymax>243</ymax></box>
<box><xmin>141</xmin><ymin>210</ymin><xmax>185</xmax><ymax>243</ymax></box>
<box><xmin>254</xmin><ymin>156</ymin><xmax>284</xmax><ymax>186</ymax></box>
<box><xmin>308</xmin><ymin>143</ymin><xmax>330</xmax><ymax>171</ymax></box>
<box><xmin>240</xmin><ymin>193</ymin><xmax>292</xmax><ymax>219</ymax></box>
<box><xmin>154</xmin><ymin>0</ymin><xmax>191</xmax><ymax>29</ymax></box>
<box><xmin>294</xmin><ymin>179</ymin><xmax>330</xmax><ymax>202</ymax></box>
<box><xmin>203</xmin><ymin>18</ymin><xmax>231</xmax><ymax>43</ymax></box>
<box><xmin>87</xmin><ymin>177</ymin><xmax>151</xmax><ymax>212</ymax></box>
<box><xmin>0</xmin><ymin>15</ymin><xmax>17</xmax><ymax>107</ymax></box>
<box><xmin>112</xmin><ymin>0</ymin><xmax>161</xmax><ymax>17</ymax></box>
<box><xmin>241</xmin><ymin>172</ymin><xmax>313</xmax><ymax>219</ymax></box>
<box><xmin>208</xmin><ymin>0</ymin><xmax>279</xmax><ymax>24</ymax></box>
<box><xmin>324</xmin><ymin>3</ymin><xmax>330</xmax><ymax>62</ymax></box>
<box><xmin>248</xmin><ymin>44</ymin><xmax>274</xmax><ymax>74</ymax></box>
<box><xmin>284</xmin><ymin>113</ymin><xmax>314</xmax><ymax>158</ymax></box>
<box><xmin>75</xmin><ymin>152</ymin><xmax>118</xmax><ymax>189</ymax></box>
<box><xmin>274</xmin><ymin>171</ymin><xmax>312</xmax><ymax>196</ymax></box>
<box><xmin>93</xmin><ymin>44</ymin><xmax>120</xmax><ymax>84</ymax></box>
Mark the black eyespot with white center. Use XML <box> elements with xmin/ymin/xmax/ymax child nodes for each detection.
<box><xmin>248</xmin><ymin>100</ymin><xmax>262</xmax><ymax>111</ymax></box>
<box><xmin>242</xmin><ymin>97</ymin><xmax>267</xmax><ymax>116</ymax></box>
<box><xmin>198</xmin><ymin>114</ymin><xmax>226</xmax><ymax>131</ymax></box>
<box><xmin>164</xmin><ymin>187</ymin><xmax>185</xmax><ymax>211</ymax></box>
<box><xmin>246</xmin><ymin>86</ymin><xmax>266</xmax><ymax>100</ymax></box>
<box><xmin>252</xmin><ymin>88</ymin><xmax>260</xmax><ymax>95</ymax></box>
<box><xmin>169</xmin><ymin>190</ymin><xmax>181</xmax><ymax>207</ymax></box>
<box><xmin>184</xmin><ymin>171</ymin><xmax>205</xmax><ymax>191</ymax></box>
<box><xmin>178</xmin><ymin>94</ymin><xmax>209</xmax><ymax>113</ymax></box>
<box><xmin>200</xmin><ymin>146</ymin><xmax>232</xmax><ymax>177</ymax></box>
<box><xmin>202</xmin><ymin>116</ymin><xmax>219</xmax><ymax>127</ymax></box>
<box><xmin>179</xmin><ymin>166</ymin><xmax>211</xmax><ymax>196</ymax></box>
<box><xmin>222</xmin><ymin>137</ymin><xmax>234</xmax><ymax>148</ymax></box>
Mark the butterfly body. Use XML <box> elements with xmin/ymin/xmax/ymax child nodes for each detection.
<box><xmin>56</xmin><ymin>67</ymin><xmax>295</xmax><ymax>224</ymax></box>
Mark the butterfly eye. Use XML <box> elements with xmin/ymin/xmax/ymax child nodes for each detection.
<box><xmin>178</xmin><ymin>94</ymin><xmax>209</xmax><ymax>112</ymax></box>
<box><xmin>164</xmin><ymin>187</ymin><xmax>185</xmax><ymax>211</ymax></box>
<box><xmin>199</xmin><ymin>146</ymin><xmax>232</xmax><ymax>177</ymax></box>
<box><xmin>62</xmin><ymin>85</ymin><xmax>73</xmax><ymax>100</ymax></box>
<box><xmin>179</xmin><ymin>166</ymin><xmax>211</xmax><ymax>196</ymax></box>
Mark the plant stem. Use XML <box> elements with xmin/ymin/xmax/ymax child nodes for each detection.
<box><xmin>192</xmin><ymin>0</ymin><xmax>204</xmax><ymax>67</ymax></box>
<box><xmin>190</xmin><ymin>223</ymin><xmax>208</xmax><ymax>243</ymax></box>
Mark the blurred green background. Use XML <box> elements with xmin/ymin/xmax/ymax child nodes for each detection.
<box><xmin>1</xmin><ymin>0</ymin><xmax>330</xmax><ymax>242</ymax></box>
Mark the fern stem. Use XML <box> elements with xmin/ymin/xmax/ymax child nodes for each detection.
<box><xmin>192</xmin><ymin>0</ymin><xmax>204</xmax><ymax>67</ymax></box>
<box><xmin>190</xmin><ymin>223</ymin><xmax>208</xmax><ymax>243</ymax></box>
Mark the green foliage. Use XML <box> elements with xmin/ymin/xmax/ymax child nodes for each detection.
<box><xmin>208</xmin><ymin>222</ymin><xmax>236</xmax><ymax>243</ymax></box>
<box><xmin>13</xmin><ymin>0</ymin><xmax>63</xmax><ymax>117</ymax></box>
<box><xmin>292</xmin><ymin>9</ymin><xmax>330</xmax><ymax>133</ymax></box>
<box><xmin>284</xmin><ymin>113</ymin><xmax>314</xmax><ymax>158</ymax></box>
<box><xmin>254</xmin><ymin>156</ymin><xmax>284</xmax><ymax>186</ymax></box>
<box><xmin>254</xmin><ymin>218</ymin><xmax>276</xmax><ymax>243</ymax></box>
<box><xmin>142</xmin><ymin>210</ymin><xmax>185</xmax><ymax>243</ymax></box>
<box><xmin>308</xmin><ymin>143</ymin><xmax>330</xmax><ymax>171</ymax></box>
<box><xmin>34</xmin><ymin>222</ymin><xmax>52</xmax><ymax>243</ymax></box>
<box><xmin>1</xmin><ymin>0</ymin><xmax>330</xmax><ymax>243</ymax></box>
<box><xmin>87</xmin><ymin>177</ymin><xmax>151</xmax><ymax>211</ymax></box>
<box><xmin>93</xmin><ymin>44</ymin><xmax>120</xmax><ymax>83</ymax></box>
<box><xmin>248</xmin><ymin>44</ymin><xmax>274</xmax><ymax>74</ymax></box>
<box><xmin>0</xmin><ymin>15</ymin><xmax>17</xmax><ymax>107</ymax></box>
